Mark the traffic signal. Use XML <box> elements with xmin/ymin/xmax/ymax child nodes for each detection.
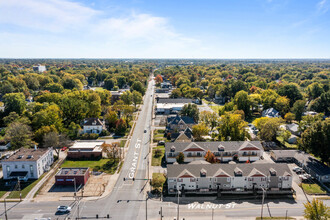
<box><xmin>107</xmin><ymin>214</ymin><xmax>110</xmax><ymax>218</ymax></box>
<box><xmin>123</xmin><ymin>178</ymin><xmax>126</xmax><ymax>181</ymax></box>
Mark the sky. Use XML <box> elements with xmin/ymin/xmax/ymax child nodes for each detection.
<box><xmin>0</xmin><ymin>0</ymin><xmax>329</xmax><ymax>58</ymax></box>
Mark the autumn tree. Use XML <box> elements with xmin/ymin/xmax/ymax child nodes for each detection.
<box><xmin>3</xmin><ymin>92</ymin><xmax>26</xmax><ymax>115</ymax></box>
<box><xmin>205</xmin><ymin>150</ymin><xmax>217</xmax><ymax>163</ymax></box>
<box><xmin>132</xmin><ymin>90</ymin><xmax>142</xmax><ymax>108</ymax></box>
<box><xmin>217</xmin><ymin>113</ymin><xmax>249</xmax><ymax>141</ymax></box>
<box><xmin>121</xmin><ymin>91</ymin><xmax>132</xmax><ymax>105</ymax></box>
<box><xmin>304</xmin><ymin>199</ymin><xmax>329</xmax><ymax>220</ymax></box>
<box><xmin>284</xmin><ymin>112</ymin><xmax>295</xmax><ymax>123</ymax></box>
<box><xmin>155</xmin><ymin>74</ymin><xmax>163</xmax><ymax>84</ymax></box>
<box><xmin>181</xmin><ymin>103</ymin><xmax>199</xmax><ymax>122</ymax></box>
<box><xmin>192</xmin><ymin>123</ymin><xmax>209</xmax><ymax>141</ymax></box>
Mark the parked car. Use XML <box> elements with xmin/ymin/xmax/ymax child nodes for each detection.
<box><xmin>57</xmin><ymin>206</ymin><xmax>71</xmax><ymax>213</ymax></box>
<box><xmin>158</xmin><ymin>140</ymin><xmax>165</xmax><ymax>145</ymax></box>
<box><xmin>61</xmin><ymin>147</ymin><xmax>68</xmax><ymax>151</ymax></box>
<box><xmin>292</xmin><ymin>167</ymin><xmax>301</xmax><ymax>172</ymax></box>
<box><xmin>144</xmin><ymin>130</ymin><xmax>147</xmax><ymax>133</ymax></box>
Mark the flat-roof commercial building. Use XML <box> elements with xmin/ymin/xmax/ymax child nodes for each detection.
<box><xmin>55</xmin><ymin>167</ymin><xmax>90</xmax><ymax>186</ymax></box>
<box><xmin>67</xmin><ymin>140</ymin><xmax>104</xmax><ymax>159</ymax></box>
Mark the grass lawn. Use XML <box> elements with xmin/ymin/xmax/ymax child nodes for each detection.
<box><xmin>151</xmin><ymin>173</ymin><xmax>166</xmax><ymax>191</ymax></box>
<box><xmin>93</xmin><ymin>87</ymin><xmax>105</xmax><ymax>91</ymax></box>
<box><xmin>276</xmin><ymin>137</ymin><xmax>298</xmax><ymax>149</ymax></box>
<box><xmin>7</xmin><ymin>173</ymin><xmax>47</xmax><ymax>199</ymax></box>
<box><xmin>0</xmin><ymin>191</ymin><xmax>7</xmax><ymax>198</ymax></box>
<box><xmin>120</xmin><ymin>139</ymin><xmax>127</xmax><ymax>148</ymax></box>
<box><xmin>256</xmin><ymin>217</ymin><xmax>295</xmax><ymax>220</ymax></box>
<box><xmin>302</xmin><ymin>183</ymin><xmax>327</xmax><ymax>195</ymax></box>
<box><xmin>152</xmin><ymin>146</ymin><xmax>165</xmax><ymax>166</ymax></box>
<box><xmin>62</xmin><ymin>158</ymin><xmax>120</xmax><ymax>174</ymax></box>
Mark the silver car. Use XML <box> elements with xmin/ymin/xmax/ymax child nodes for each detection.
<box><xmin>57</xmin><ymin>206</ymin><xmax>71</xmax><ymax>213</ymax></box>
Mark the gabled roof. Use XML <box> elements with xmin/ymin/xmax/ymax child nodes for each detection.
<box><xmin>83</xmin><ymin>118</ymin><xmax>104</xmax><ymax>126</ymax></box>
<box><xmin>262</xmin><ymin>108</ymin><xmax>280</xmax><ymax>118</ymax></box>
<box><xmin>213</xmin><ymin>168</ymin><xmax>230</xmax><ymax>177</ymax></box>
<box><xmin>158</xmin><ymin>98</ymin><xmax>192</xmax><ymax>104</ymax></box>
<box><xmin>177</xmin><ymin>169</ymin><xmax>196</xmax><ymax>178</ymax></box>
<box><xmin>167</xmin><ymin>115</ymin><xmax>195</xmax><ymax>125</ymax></box>
<box><xmin>183</xmin><ymin>142</ymin><xmax>206</xmax><ymax>152</ymax></box>
<box><xmin>165</xmin><ymin>141</ymin><xmax>263</xmax><ymax>153</ymax></box>
<box><xmin>167</xmin><ymin>164</ymin><xmax>292</xmax><ymax>178</ymax></box>
<box><xmin>248</xmin><ymin>168</ymin><xmax>266</xmax><ymax>177</ymax></box>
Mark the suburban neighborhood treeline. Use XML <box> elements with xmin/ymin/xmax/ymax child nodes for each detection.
<box><xmin>155</xmin><ymin>61</ymin><xmax>330</xmax><ymax>164</ymax></box>
<box><xmin>0</xmin><ymin>59</ymin><xmax>152</xmax><ymax>150</ymax></box>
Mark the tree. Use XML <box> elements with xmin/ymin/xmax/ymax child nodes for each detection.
<box><xmin>261</xmin><ymin>89</ymin><xmax>278</xmax><ymax>109</ymax></box>
<box><xmin>299</xmin><ymin>119</ymin><xmax>330</xmax><ymax>163</ymax></box>
<box><xmin>170</xmin><ymin>88</ymin><xmax>182</xmax><ymax>98</ymax></box>
<box><xmin>200</xmin><ymin>111</ymin><xmax>219</xmax><ymax>131</ymax></box>
<box><xmin>62</xmin><ymin>77</ymin><xmax>83</xmax><ymax>90</ymax></box>
<box><xmin>43</xmin><ymin>132</ymin><xmax>71</xmax><ymax>157</ymax></box>
<box><xmin>234</xmin><ymin>90</ymin><xmax>251</xmax><ymax>116</ymax></box>
<box><xmin>105</xmin><ymin>110</ymin><xmax>118</xmax><ymax>130</ymax></box>
<box><xmin>131</xmin><ymin>81</ymin><xmax>145</xmax><ymax>96</ymax></box>
<box><xmin>304</xmin><ymin>199</ymin><xmax>329</xmax><ymax>220</ymax></box>
<box><xmin>132</xmin><ymin>90</ymin><xmax>142</xmax><ymax>108</ymax></box>
<box><xmin>31</xmin><ymin>104</ymin><xmax>63</xmax><ymax>130</ymax></box>
<box><xmin>298</xmin><ymin>114</ymin><xmax>324</xmax><ymax>132</ymax></box>
<box><xmin>284</xmin><ymin>112</ymin><xmax>295</xmax><ymax>123</ymax></box>
<box><xmin>115</xmin><ymin>118</ymin><xmax>127</xmax><ymax>135</ymax></box>
<box><xmin>101</xmin><ymin>142</ymin><xmax>121</xmax><ymax>159</ymax></box>
<box><xmin>44</xmin><ymin>83</ymin><xmax>64</xmax><ymax>93</ymax></box>
<box><xmin>255</xmin><ymin>117</ymin><xmax>283</xmax><ymax>141</ymax></box>
<box><xmin>181</xmin><ymin>103</ymin><xmax>199</xmax><ymax>122</ymax></box>
<box><xmin>309</xmin><ymin>91</ymin><xmax>330</xmax><ymax>115</ymax></box>
<box><xmin>278</xmin><ymin>83</ymin><xmax>303</xmax><ymax>106</ymax></box>
<box><xmin>104</xmin><ymin>78</ymin><xmax>116</xmax><ymax>90</ymax></box>
<box><xmin>155</xmin><ymin>74</ymin><xmax>163</xmax><ymax>84</ymax></box>
<box><xmin>205</xmin><ymin>150</ymin><xmax>217</xmax><ymax>163</ymax></box>
<box><xmin>121</xmin><ymin>91</ymin><xmax>132</xmax><ymax>105</ymax></box>
<box><xmin>176</xmin><ymin>152</ymin><xmax>185</xmax><ymax>164</ymax></box>
<box><xmin>275</xmin><ymin>96</ymin><xmax>290</xmax><ymax>116</ymax></box>
<box><xmin>5</xmin><ymin>122</ymin><xmax>33</xmax><ymax>149</ymax></box>
<box><xmin>34</xmin><ymin>125</ymin><xmax>57</xmax><ymax>144</ymax></box>
<box><xmin>292</xmin><ymin>100</ymin><xmax>306</xmax><ymax>121</ymax></box>
<box><xmin>66</xmin><ymin>122</ymin><xmax>81</xmax><ymax>139</ymax></box>
<box><xmin>192</xmin><ymin>123</ymin><xmax>209</xmax><ymax>141</ymax></box>
<box><xmin>151</xmin><ymin>173</ymin><xmax>166</xmax><ymax>191</ymax></box>
<box><xmin>3</xmin><ymin>92</ymin><xmax>26</xmax><ymax>115</ymax></box>
<box><xmin>306</xmin><ymin>83</ymin><xmax>324</xmax><ymax>100</ymax></box>
<box><xmin>217</xmin><ymin>113</ymin><xmax>249</xmax><ymax>141</ymax></box>
<box><xmin>280</xmin><ymin>130</ymin><xmax>291</xmax><ymax>144</ymax></box>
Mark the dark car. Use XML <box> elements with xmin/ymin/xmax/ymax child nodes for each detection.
<box><xmin>144</xmin><ymin>130</ymin><xmax>147</xmax><ymax>133</ymax></box>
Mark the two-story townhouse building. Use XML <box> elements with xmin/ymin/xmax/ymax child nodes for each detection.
<box><xmin>165</xmin><ymin>141</ymin><xmax>264</xmax><ymax>163</ymax></box>
<box><xmin>167</xmin><ymin>163</ymin><xmax>292</xmax><ymax>195</ymax></box>
<box><xmin>166</xmin><ymin>115</ymin><xmax>195</xmax><ymax>133</ymax></box>
<box><xmin>1</xmin><ymin>147</ymin><xmax>54</xmax><ymax>181</ymax></box>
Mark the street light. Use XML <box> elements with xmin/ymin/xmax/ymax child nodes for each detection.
<box><xmin>177</xmin><ymin>189</ymin><xmax>181</xmax><ymax>220</ymax></box>
<box><xmin>4</xmin><ymin>198</ymin><xmax>8</xmax><ymax>220</ymax></box>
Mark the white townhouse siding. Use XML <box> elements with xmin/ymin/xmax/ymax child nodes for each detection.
<box><xmin>167</xmin><ymin>163</ymin><xmax>292</xmax><ymax>195</ymax></box>
<box><xmin>2</xmin><ymin>148</ymin><xmax>53</xmax><ymax>180</ymax></box>
<box><xmin>165</xmin><ymin>141</ymin><xmax>263</xmax><ymax>163</ymax></box>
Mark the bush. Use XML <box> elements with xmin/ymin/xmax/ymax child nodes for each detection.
<box><xmin>151</xmin><ymin>173</ymin><xmax>166</xmax><ymax>189</ymax></box>
<box><xmin>93</xmin><ymin>166</ymin><xmax>101</xmax><ymax>172</ymax></box>
<box><xmin>99</xmin><ymin>129</ymin><xmax>110</xmax><ymax>137</ymax></box>
<box><xmin>80</xmin><ymin>133</ymin><xmax>99</xmax><ymax>140</ymax></box>
<box><xmin>154</xmin><ymin>149</ymin><xmax>163</xmax><ymax>158</ymax></box>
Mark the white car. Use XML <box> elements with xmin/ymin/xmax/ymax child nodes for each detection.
<box><xmin>57</xmin><ymin>206</ymin><xmax>71</xmax><ymax>213</ymax></box>
<box><xmin>292</xmin><ymin>167</ymin><xmax>301</xmax><ymax>172</ymax></box>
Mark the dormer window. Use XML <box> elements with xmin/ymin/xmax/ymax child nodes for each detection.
<box><xmin>218</xmin><ymin>145</ymin><xmax>225</xmax><ymax>151</ymax></box>
<box><xmin>170</xmin><ymin>146</ymin><xmax>176</xmax><ymax>152</ymax></box>
<box><xmin>234</xmin><ymin>167</ymin><xmax>242</xmax><ymax>176</ymax></box>
<box><xmin>200</xmin><ymin>169</ymin><xmax>207</xmax><ymax>177</ymax></box>
<box><xmin>27</xmin><ymin>155</ymin><xmax>33</xmax><ymax>159</ymax></box>
<box><xmin>17</xmin><ymin>155</ymin><xmax>23</xmax><ymax>159</ymax></box>
<box><xmin>269</xmin><ymin>168</ymin><xmax>277</xmax><ymax>176</ymax></box>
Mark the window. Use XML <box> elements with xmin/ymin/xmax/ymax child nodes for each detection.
<box><xmin>15</xmin><ymin>165</ymin><xmax>18</xmax><ymax>169</ymax></box>
<box><xmin>30</xmin><ymin>165</ymin><xmax>34</xmax><ymax>176</ymax></box>
<box><xmin>197</xmin><ymin>152</ymin><xmax>201</xmax><ymax>157</ymax></box>
<box><xmin>196</xmin><ymin>185</ymin><xmax>199</xmax><ymax>189</ymax></box>
<box><xmin>6</xmin><ymin>166</ymin><xmax>10</xmax><ymax>173</ymax></box>
<box><xmin>57</xmin><ymin>179</ymin><xmax>64</xmax><ymax>181</ymax></box>
<box><xmin>209</xmin><ymin>185</ymin><xmax>212</xmax><ymax>189</ymax></box>
<box><xmin>22</xmin><ymin>165</ymin><xmax>25</xmax><ymax>169</ymax></box>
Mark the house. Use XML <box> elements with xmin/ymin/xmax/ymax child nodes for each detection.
<box><xmin>33</xmin><ymin>64</ymin><xmax>47</xmax><ymax>73</ymax></box>
<box><xmin>170</xmin><ymin>127</ymin><xmax>193</xmax><ymax>143</ymax></box>
<box><xmin>156</xmin><ymin>98</ymin><xmax>192</xmax><ymax>104</ymax></box>
<box><xmin>55</xmin><ymin>168</ymin><xmax>90</xmax><ymax>186</ymax></box>
<box><xmin>1</xmin><ymin>147</ymin><xmax>54</xmax><ymax>181</ymax></box>
<box><xmin>165</xmin><ymin>141</ymin><xmax>264</xmax><ymax>163</ymax></box>
<box><xmin>270</xmin><ymin>150</ymin><xmax>330</xmax><ymax>183</ymax></box>
<box><xmin>167</xmin><ymin>163</ymin><xmax>292</xmax><ymax>195</ymax></box>
<box><xmin>303</xmin><ymin>111</ymin><xmax>317</xmax><ymax>116</ymax></box>
<box><xmin>166</xmin><ymin>115</ymin><xmax>195</xmax><ymax>132</ymax></box>
<box><xmin>262</xmin><ymin>108</ymin><xmax>280</xmax><ymax>118</ymax></box>
<box><xmin>82</xmin><ymin>118</ymin><xmax>105</xmax><ymax>134</ymax></box>
<box><xmin>161</xmin><ymin>82</ymin><xmax>172</xmax><ymax>89</ymax></box>
<box><xmin>156</xmin><ymin>103</ymin><xmax>186</xmax><ymax>114</ymax></box>
<box><xmin>286</xmin><ymin>123</ymin><xmax>300</xmax><ymax>136</ymax></box>
<box><xmin>67</xmin><ymin>140</ymin><xmax>104</xmax><ymax>159</ymax></box>
<box><xmin>287</xmin><ymin>135</ymin><xmax>298</xmax><ymax>144</ymax></box>
<box><xmin>0</xmin><ymin>141</ymin><xmax>10</xmax><ymax>151</ymax></box>
<box><xmin>156</xmin><ymin>88</ymin><xmax>170</xmax><ymax>93</ymax></box>
<box><xmin>110</xmin><ymin>91</ymin><xmax>123</xmax><ymax>104</ymax></box>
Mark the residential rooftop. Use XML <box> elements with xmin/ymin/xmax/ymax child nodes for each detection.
<box><xmin>56</xmin><ymin>167</ymin><xmax>89</xmax><ymax>176</ymax></box>
<box><xmin>2</xmin><ymin>147</ymin><xmax>51</xmax><ymax>162</ymax></box>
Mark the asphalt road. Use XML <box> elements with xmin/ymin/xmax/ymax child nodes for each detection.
<box><xmin>0</xmin><ymin>76</ymin><xmax>155</xmax><ymax>220</ymax></box>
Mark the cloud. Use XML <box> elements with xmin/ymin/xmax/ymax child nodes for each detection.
<box><xmin>0</xmin><ymin>0</ymin><xmax>100</xmax><ymax>32</ymax></box>
<box><xmin>0</xmin><ymin>0</ymin><xmax>201</xmax><ymax>58</ymax></box>
<box><xmin>317</xmin><ymin>0</ymin><xmax>329</xmax><ymax>13</ymax></box>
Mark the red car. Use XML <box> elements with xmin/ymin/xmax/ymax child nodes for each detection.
<box><xmin>61</xmin><ymin>147</ymin><xmax>68</xmax><ymax>151</ymax></box>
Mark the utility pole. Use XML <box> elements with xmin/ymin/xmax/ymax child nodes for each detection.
<box><xmin>4</xmin><ymin>198</ymin><xmax>8</xmax><ymax>220</ymax></box>
<box><xmin>17</xmin><ymin>177</ymin><xmax>22</xmax><ymax>202</ymax></box>
<box><xmin>285</xmin><ymin>210</ymin><xmax>288</xmax><ymax>220</ymax></box>
<box><xmin>159</xmin><ymin>207</ymin><xmax>163</xmax><ymax>220</ymax></box>
<box><xmin>177</xmin><ymin>189</ymin><xmax>180</xmax><ymax>220</ymax></box>
<box><xmin>145</xmin><ymin>196</ymin><xmax>148</xmax><ymax>220</ymax></box>
<box><xmin>260</xmin><ymin>187</ymin><xmax>266</xmax><ymax>220</ymax></box>
<box><xmin>74</xmin><ymin>178</ymin><xmax>77</xmax><ymax>198</ymax></box>
<box><xmin>212</xmin><ymin>208</ymin><xmax>214</xmax><ymax>220</ymax></box>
